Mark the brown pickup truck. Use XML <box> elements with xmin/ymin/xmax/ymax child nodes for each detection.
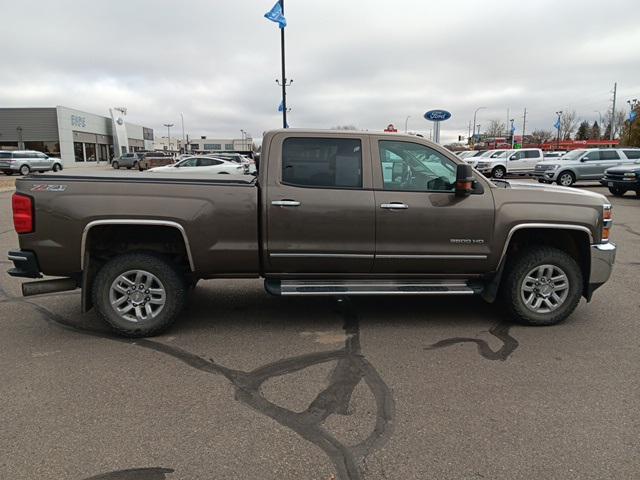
<box><xmin>8</xmin><ymin>129</ymin><xmax>616</xmax><ymax>337</ymax></box>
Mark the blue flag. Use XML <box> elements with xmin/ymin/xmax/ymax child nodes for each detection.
<box><xmin>278</xmin><ymin>100</ymin><xmax>284</xmax><ymax>112</ymax></box>
<box><xmin>630</xmin><ymin>110</ymin><xmax>637</xmax><ymax>123</ymax></box>
<box><xmin>265</xmin><ymin>1</ymin><xmax>287</xmax><ymax>29</ymax></box>
<box><xmin>554</xmin><ymin>118</ymin><xmax>561</xmax><ymax>130</ymax></box>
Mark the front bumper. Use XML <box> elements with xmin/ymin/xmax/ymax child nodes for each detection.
<box><xmin>599</xmin><ymin>177</ymin><xmax>639</xmax><ymax>189</ymax></box>
<box><xmin>7</xmin><ymin>250</ymin><xmax>42</xmax><ymax>279</ymax></box>
<box><xmin>533</xmin><ymin>169</ymin><xmax>558</xmax><ymax>180</ymax></box>
<box><xmin>587</xmin><ymin>242</ymin><xmax>616</xmax><ymax>299</ymax></box>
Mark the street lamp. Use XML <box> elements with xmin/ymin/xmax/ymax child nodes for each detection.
<box><xmin>180</xmin><ymin>114</ymin><xmax>185</xmax><ymax>153</ymax></box>
<box><xmin>472</xmin><ymin>107</ymin><xmax>486</xmax><ymax>140</ymax></box>
<box><xmin>404</xmin><ymin>115</ymin><xmax>411</xmax><ymax>133</ymax></box>
<box><xmin>555</xmin><ymin>111</ymin><xmax>563</xmax><ymax>150</ymax></box>
<box><xmin>509</xmin><ymin>118</ymin><xmax>515</xmax><ymax>148</ymax></box>
<box><xmin>163</xmin><ymin>123</ymin><xmax>174</xmax><ymax>152</ymax></box>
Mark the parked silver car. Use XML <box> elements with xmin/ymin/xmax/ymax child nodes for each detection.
<box><xmin>112</xmin><ymin>152</ymin><xmax>144</xmax><ymax>170</ymax></box>
<box><xmin>534</xmin><ymin>148</ymin><xmax>640</xmax><ymax>186</ymax></box>
<box><xmin>0</xmin><ymin>150</ymin><xmax>63</xmax><ymax>176</ymax></box>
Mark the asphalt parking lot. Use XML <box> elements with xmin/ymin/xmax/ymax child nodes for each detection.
<box><xmin>1</xmin><ymin>179</ymin><xmax>638</xmax><ymax>480</ymax></box>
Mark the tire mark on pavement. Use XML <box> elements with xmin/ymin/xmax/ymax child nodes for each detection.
<box><xmin>425</xmin><ymin>322</ymin><xmax>519</xmax><ymax>361</ymax></box>
<box><xmin>13</xmin><ymin>295</ymin><xmax>394</xmax><ymax>480</ymax></box>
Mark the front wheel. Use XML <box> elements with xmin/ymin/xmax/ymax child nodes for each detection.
<box><xmin>52</xmin><ymin>163</ymin><xmax>62</xmax><ymax>172</ymax></box>
<box><xmin>491</xmin><ymin>166</ymin><xmax>506</xmax><ymax>179</ymax></box>
<box><xmin>608</xmin><ymin>186</ymin><xmax>626</xmax><ymax>197</ymax></box>
<box><xmin>557</xmin><ymin>171</ymin><xmax>575</xmax><ymax>186</ymax></box>
<box><xmin>502</xmin><ymin>246</ymin><xmax>582</xmax><ymax>326</ymax></box>
<box><xmin>92</xmin><ymin>253</ymin><xmax>186</xmax><ymax>337</ymax></box>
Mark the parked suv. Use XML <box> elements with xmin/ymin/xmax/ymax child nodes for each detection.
<box><xmin>112</xmin><ymin>152</ymin><xmax>144</xmax><ymax>170</ymax></box>
<box><xmin>534</xmin><ymin>148</ymin><xmax>640</xmax><ymax>186</ymax></box>
<box><xmin>475</xmin><ymin>148</ymin><xmax>543</xmax><ymax>179</ymax></box>
<box><xmin>600</xmin><ymin>163</ymin><xmax>640</xmax><ymax>196</ymax></box>
<box><xmin>0</xmin><ymin>150</ymin><xmax>63</xmax><ymax>176</ymax></box>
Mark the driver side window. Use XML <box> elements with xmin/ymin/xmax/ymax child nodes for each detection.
<box><xmin>378</xmin><ymin>140</ymin><xmax>457</xmax><ymax>192</ymax></box>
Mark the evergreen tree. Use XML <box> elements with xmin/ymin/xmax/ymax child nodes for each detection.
<box><xmin>590</xmin><ymin>121</ymin><xmax>601</xmax><ymax>140</ymax></box>
<box><xmin>576</xmin><ymin>121</ymin><xmax>590</xmax><ymax>140</ymax></box>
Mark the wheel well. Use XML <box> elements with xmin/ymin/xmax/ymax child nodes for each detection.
<box><xmin>82</xmin><ymin>224</ymin><xmax>193</xmax><ymax>311</ymax></box>
<box><xmin>503</xmin><ymin>228</ymin><xmax>590</xmax><ymax>295</ymax></box>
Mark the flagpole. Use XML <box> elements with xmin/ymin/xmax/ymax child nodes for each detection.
<box><xmin>280</xmin><ymin>0</ymin><xmax>287</xmax><ymax>128</ymax></box>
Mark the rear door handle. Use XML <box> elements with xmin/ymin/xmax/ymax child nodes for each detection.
<box><xmin>380</xmin><ymin>202</ymin><xmax>408</xmax><ymax>210</ymax></box>
<box><xmin>272</xmin><ymin>200</ymin><xmax>301</xmax><ymax>207</ymax></box>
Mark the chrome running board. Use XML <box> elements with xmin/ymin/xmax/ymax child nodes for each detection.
<box><xmin>265</xmin><ymin>279</ymin><xmax>481</xmax><ymax>296</ymax></box>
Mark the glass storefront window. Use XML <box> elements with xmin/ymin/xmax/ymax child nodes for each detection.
<box><xmin>74</xmin><ymin>142</ymin><xmax>84</xmax><ymax>162</ymax></box>
<box><xmin>85</xmin><ymin>143</ymin><xmax>97</xmax><ymax>162</ymax></box>
<box><xmin>24</xmin><ymin>141</ymin><xmax>61</xmax><ymax>156</ymax></box>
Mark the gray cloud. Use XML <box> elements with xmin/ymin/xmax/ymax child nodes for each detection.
<box><xmin>2</xmin><ymin>0</ymin><xmax>639</xmax><ymax>142</ymax></box>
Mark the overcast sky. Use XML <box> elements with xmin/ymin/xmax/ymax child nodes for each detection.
<box><xmin>2</xmin><ymin>0</ymin><xmax>639</xmax><ymax>143</ymax></box>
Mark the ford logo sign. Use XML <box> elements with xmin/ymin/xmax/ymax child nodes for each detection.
<box><xmin>424</xmin><ymin>110</ymin><xmax>452</xmax><ymax>122</ymax></box>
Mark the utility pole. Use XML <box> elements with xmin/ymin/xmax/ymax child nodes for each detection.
<box><xmin>467</xmin><ymin>121</ymin><xmax>471</xmax><ymax>144</ymax></box>
<box><xmin>163</xmin><ymin>123</ymin><xmax>174</xmax><ymax>152</ymax></box>
<box><xmin>180</xmin><ymin>113</ymin><xmax>185</xmax><ymax>153</ymax></box>
<box><xmin>510</xmin><ymin>119</ymin><xmax>515</xmax><ymax>148</ymax></box>
<box><xmin>610</xmin><ymin>82</ymin><xmax>617</xmax><ymax>140</ymax></box>
<box><xmin>521</xmin><ymin>108</ymin><xmax>527</xmax><ymax>147</ymax></box>
<box><xmin>506</xmin><ymin>108</ymin><xmax>510</xmax><ymax>139</ymax></box>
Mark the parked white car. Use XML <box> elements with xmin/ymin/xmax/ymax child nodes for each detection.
<box><xmin>465</xmin><ymin>149</ymin><xmax>507</xmax><ymax>168</ymax></box>
<box><xmin>147</xmin><ymin>156</ymin><xmax>247</xmax><ymax>174</ymax></box>
<box><xmin>475</xmin><ymin>148</ymin><xmax>544</xmax><ymax>179</ymax></box>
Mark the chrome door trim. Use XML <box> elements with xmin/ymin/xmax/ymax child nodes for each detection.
<box><xmin>376</xmin><ymin>254</ymin><xmax>488</xmax><ymax>259</ymax></box>
<box><xmin>81</xmin><ymin>219</ymin><xmax>195</xmax><ymax>271</ymax></box>
<box><xmin>497</xmin><ymin>223</ymin><xmax>593</xmax><ymax>268</ymax></box>
<box><xmin>269</xmin><ymin>253</ymin><xmax>374</xmax><ymax>259</ymax></box>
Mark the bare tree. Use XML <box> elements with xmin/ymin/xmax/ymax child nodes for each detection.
<box><xmin>485</xmin><ymin>119</ymin><xmax>506</xmax><ymax>138</ymax></box>
<box><xmin>560</xmin><ymin>111</ymin><xmax>579</xmax><ymax>140</ymax></box>
<box><xmin>530</xmin><ymin>129</ymin><xmax>554</xmax><ymax>145</ymax></box>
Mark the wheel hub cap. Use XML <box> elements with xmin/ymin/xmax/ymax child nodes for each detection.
<box><xmin>109</xmin><ymin>270</ymin><xmax>166</xmax><ymax>323</ymax></box>
<box><xmin>520</xmin><ymin>264</ymin><xmax>569</xmax><ymax>314</ymax></box>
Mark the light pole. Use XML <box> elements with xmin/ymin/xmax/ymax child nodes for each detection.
<box><xmin>180</xmin><ymin>114</ymin><xmax>185</xmax><ymax>153</ymax></box>
<box><xmin>555</xmin><ymin>111</ymin><xmax>562</xmax><ymax>150</ymax></box>
<box><xmin>510</xmin><ymin>118</ymin><xmax>515</xmax><ymax>148</ymax></box>
<box><xmin>163</xmin><ymin>123</ymin><xmax>174</xmax><ymax>152</ymax></box>
<box><xmin>404</xmin><ymin>115</ymin><xmax>411</xmax><ymax>133</ymax></box>
<box><xmin>472</xmin><ymin>107</ymin><xmax>486</xmax><ymax>142</ymax></box>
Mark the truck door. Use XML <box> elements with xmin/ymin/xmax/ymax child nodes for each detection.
<box><xmin>371</xmin><ymin>137</ymin><xmax>494</xmax><ymax>274</ymax></box>
<box><xmin>507</xmin><ymin>150</ymin><xmax>527</xmax><ymax>172</ymax></box>
<box><xmin>524</xmin><ymin>149</ymin><xmax>542</xmax><ymax>172</ymax></box>
<box><xmin>265</xmin><ymin>133</ymin><xmax>375</xmax><ymax>273</ymax></box>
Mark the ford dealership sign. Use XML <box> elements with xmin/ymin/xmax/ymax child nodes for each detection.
<box><xmin>424</xmin><ymin>110</ymin><xmax>451</xmax><ymax>122</ymax></box>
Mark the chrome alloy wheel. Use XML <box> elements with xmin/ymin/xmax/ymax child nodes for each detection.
<box><xmin>520</xmin><ymin>264</ymin><xmax>569</xmax><ymax>314</ymax></box>
<box><xmin>109</xmin><ymin>270</ymin><xmax>166</xmax><ymax>322</ymax></box>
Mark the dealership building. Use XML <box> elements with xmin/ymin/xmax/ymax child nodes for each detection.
<box><xmin>0</xmin><ymin>107</ymin><xmax>154</xmax><ymax>166</ymax></box>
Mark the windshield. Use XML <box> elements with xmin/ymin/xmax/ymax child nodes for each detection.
<box><xmin>560</xmin><ymin>150</ymin><xmax>586</xmax><ymax>160</ymax></box>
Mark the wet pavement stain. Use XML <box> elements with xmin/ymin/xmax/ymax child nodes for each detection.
<box><xmin>3</xmin><ymin>291</ymin><xmax>394</xmax><ymax>480</ymax></box>
<box><xmin>425</xmin><ymin>322</ymin><xmax>519</xmax><ymax>361</ymax></box>
<box><xmin>82</xmin><ymin>467</ymin><xmax>174</xmax><ymax>479</ymax></box>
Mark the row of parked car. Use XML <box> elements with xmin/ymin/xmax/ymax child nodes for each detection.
<box><xmin>457</xmin><ymin>147</ymin><xmax>640</xmax><ymax>195</ymax></box>
<box><xmin>112</xmin><ymin>151</ymin><xmax>257</xmax><ymax>175</ymax></box>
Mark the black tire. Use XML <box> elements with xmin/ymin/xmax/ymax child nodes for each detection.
<box><xmin>556</xmin><ymin>171</ymin><xmax>575</xmax><ymax>187</ymax></box>
<box><xmin>537</xmin><ymin>178</ymin><xmax>546</xmax><ymax>183</ymax></box>
<box><xmin>52</xmin><ymin>163</ymin><xmax>62</xmax><ymax>172</ymax></box>
<box><xmin>112</xmin><ymin>161</ymin><xmax>120</xmax><ymax>169</ymax></box>
<box><xmin>19</xmin><ymin>164</ymin><xmax>30</xmax><ymax>176</ymax></box>
<box><xmin>92</xmin><ymin>253</ymin><xmax>186</xmax><ymax>337</ymax></box>
<box><xmin>126</xmin><ymin>166</ymin><xmax>132</xmax><ymax>170</ymax></box>
<box><xmin>3</xmin><ymin>171</ymin><xmax>12</xmax><ymax>176</ymax></box>
<box><xmin>608</xmin><ymin>186</ymin><xmax>626</xmax><ymax>197</ymax></box>
<box><xmin>502</xmin><ymin>246</ymin><xmax>583</xmax><ymax>326</ymax></box>
<box><xmin>492</xmin><ymin>166</ymin><xmax>506</xmax><ymax>179</ymax></box>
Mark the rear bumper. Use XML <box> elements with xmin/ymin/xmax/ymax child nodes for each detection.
<box><xmin>0</xmin><ymin>163</ymin><xmax>19</xmax><ymax>172</ymax></box>
<box><xmin>7</xmin><ymin>250</ymin><xmax>42</xmax><ymax>279</ymax></box>
<box><xmin>586</xmin><ymin>242</ymin><xmax>616</xmax><ymax>299</ymax></box>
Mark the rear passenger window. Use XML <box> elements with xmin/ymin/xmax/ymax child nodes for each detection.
<box><xmin>0</xmin><ymin>152</ymin><xmax>11</xmax><ymax>158</ymax></box>
<box><xmin>282</xmin><ymin>138</ymin><xmax>362</xmax><ymax>188</ymax></box>
<box><xmin>14</xmin><ymin>152</ymin><xmax>29</xmax><ymax>159</ymax></box>
<box><xmin>600</xmin><ymin>151</ymin><xmax>620</xmax><ymax>160</ymax></box>
<box><xmin>622</xmin><ymin>150</ymin><xmax>640</xmax><ymax>159</ymax></box>
<box><xmin>524</xmin><ymin>150</ymin><xmax>541</xmax><ymax>159</ymax></box>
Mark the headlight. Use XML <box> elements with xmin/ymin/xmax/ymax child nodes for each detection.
<box><xmin>602</xmin><ymin>204</ymin><xmax>612</xmax><ymax>243</ymax></box>
<box><xmin>623</xmin><ymin>172</ymin><xmax>637</xmax><ymax>178</ymax></box>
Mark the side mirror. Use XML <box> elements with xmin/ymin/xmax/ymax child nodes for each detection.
<box><xmin>455</xmin><ymin>163</ymin><xmax>474</xmax><ymax>197</ymax></box>
<box><xmin>509</xmin><ymin>155</ymin><xmax>517</xmax><ymax>160</ymax></box>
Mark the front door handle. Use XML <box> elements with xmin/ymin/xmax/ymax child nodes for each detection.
<box><xmin>272</xmin><ymin>200</ymin><xmax>301</xmax><ymax>207</ymax></box>
<box><xmin>380</xmin><ymin>202</ymin><xmax>409</xmax><ymax>210</ymax></box>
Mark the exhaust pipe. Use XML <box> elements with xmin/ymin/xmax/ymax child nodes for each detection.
<box><xmin>22</xmin><ymin>278</ymin><xmax>79</xmax><ymax>297</ymax></box>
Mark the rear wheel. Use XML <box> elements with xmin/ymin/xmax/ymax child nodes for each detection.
<box><xmin>557</xmin><ymin>171</ymin><xmax>575</xmax><ymax>186</ymax></box>
<box><xmin>92</xmin><ymin>253</ymin><xmax>186</xmax><ymax>337</ymax></box>
<box><xmin>19</xmin><ymin>164</ymin><xmax>30</xmax><ymax>176</ymax></box>
<box><xmin>608</xmin><ymin>186</ymin><xmax>626</xmax><ymax>196</ymax></box>
<box><xmin>492</xmin><ymin>166</ymin><xmax>506</xmax><ymax>179</ymax></box>
<box><xmin>112</xmin><ymin>161</ymin><xmax>120</xmax><ymax>169</ymax></box>
<box><xmin>52</xmin><ymin>163</ymin><xmax>62</xmax><ymax>172</ymax></box>
<box><xmin>502</xmin><ymin>246</ymin><xmax>582</xmax><ymax>326</ymax></box>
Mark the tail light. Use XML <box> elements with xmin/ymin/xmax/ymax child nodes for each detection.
<box><xmin>12</xmin><ymin>193</ymin><xmax>34</xmax><ymax>234</ymax></box>
<box><xmin>601</xmin><ymin>204</ymin><xmax>612</xmax><ymax>242</ymax></box>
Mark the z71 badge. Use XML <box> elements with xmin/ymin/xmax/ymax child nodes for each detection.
<box><xmin>30</xmin><ymin>184</ymin><xmax>68</xmax><ymax>192</ymax></box>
